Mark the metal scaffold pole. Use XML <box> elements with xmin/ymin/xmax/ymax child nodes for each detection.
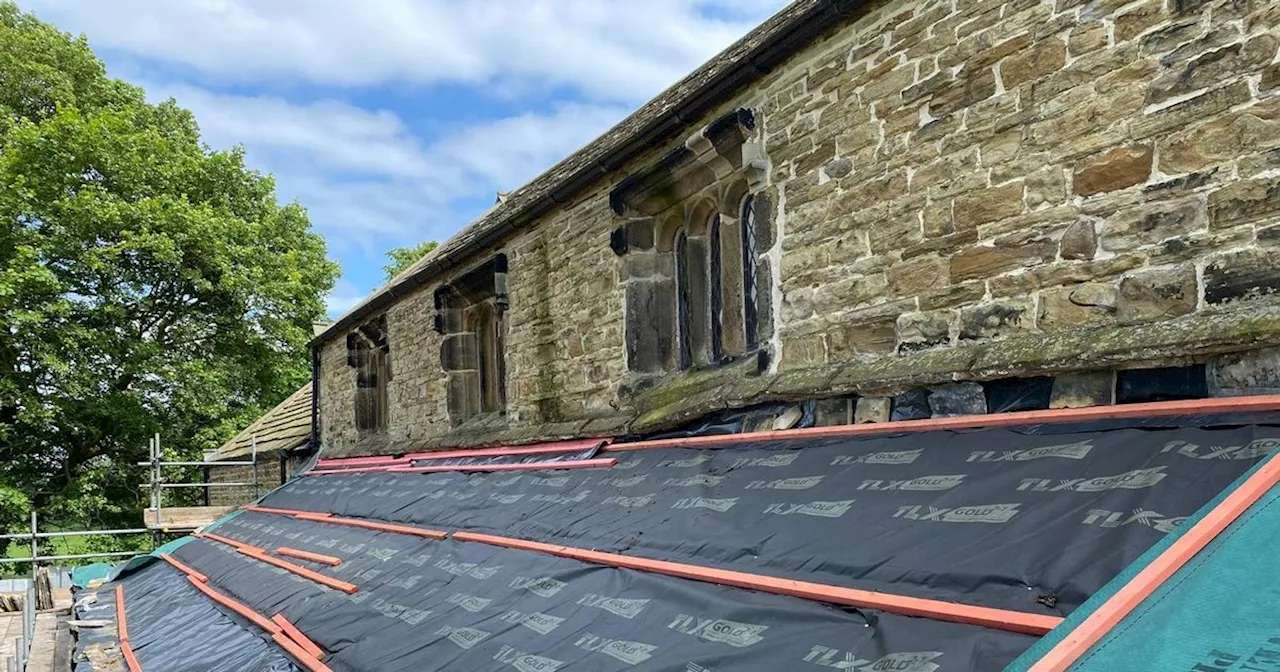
<box><xmin>252</xmin><ymin>434</ymin><xmax>260</xmax><ymax>500</ymax></box>
<box><xmin>150</xmin><ymin>433</ymin><xmax>161</xmax><ymax>550</ymax></box>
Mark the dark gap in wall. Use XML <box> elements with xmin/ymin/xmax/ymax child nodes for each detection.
<box><xmin>1116</xmin><ymin>365</ymin><xmax>1208</xmax><ymax>404</ymax></box>
<box><xmin>984</xmin><ymin>377</ymin><xmax>1054</xmax><ymax>414</ymax></box>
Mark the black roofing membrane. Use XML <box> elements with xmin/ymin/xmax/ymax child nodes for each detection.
<box><xmin>265</xmin><ymin>424</ymin><xmax>1278</xmax><ymax>616</ymax></box>
<box><xmin>74</xmin><ymin>562</ymin><xmax>298</xmax><ymax>672</ymax></box>
<box><xmin>170</xmin><ymin>512</ymin><xmax>1034</xmax><ymax>671</ymax></box>
<box><xmin>81</xmin><ymin>422</ymin><xmax>1280</xmax><ymax>671</ymax></box>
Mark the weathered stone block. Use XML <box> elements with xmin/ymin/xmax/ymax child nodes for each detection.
<box><xmin>1146</xmin><ymin>35</ymin><xmax>1278</xmax><ymax>105</ymax></box>
<box><xmin>1068</xmin><ymin>22</ymin><xmax>1109</xmax><ymax>57</ymax></box>
<box><xmin>1114</xmin><ymin>1</ymin><xmax>1166</xmax><ymax>43</ymax></box>
<box><xmin>887</xmin><ymin>255</ymin><xmax>948</xmax><ymax>298</ymax></box>
<box><xmin>1073</xmin><ymin>145</ymin><xmax>1153</xmax><ymax>196</ymax></box>
<box><xmin>954</xmin><ymin>182</ymin><xmax>1025</xmax><ymax>230</ymax></box>
<box><xmin>823</xmin><ymin>157</ymin><xmax>853</xmax><ymax>179</ymax></box>
<box><xmin>815</xmin><ymin>396</ymin><xmax>853</xmax><ymax>426</ymax></box>
<box><xmin>1059</xmin><ymin>220</ymin><xmax>1097</xmax><ymax>259</ymax></box>
<box><xmin>1117</xmin><ymin>265</ymin><xmax>1198</xmax><ymax>323</ymax></box>
<box><xmin>827</xmin><ymin>319</ymin><xmax>898</xmax><ymax>359</ymax></box>
<box><xmin>854</xmin><ymin>396</ymin><xmax>891</xmax><ymax>424</ymax></box>
<box><xmin>949</xmin><ymin>245</ymin><xmax>1019</xmax><ymax>283</ymax></box>
<box><xmin>931</xmin><ymin>65</ymin><xmax>997</xmax><ymax>116</ymax></box>
<box><xmin>625</xmin><ymin>279</ymin><xmax>675</xmax><ymax>373</ymax></box>
<box><xmin>896</xmin><ymin>310</ymin><xmax>954</xmax><ymax>353</ymax></box>
<box><xmin>1264</xmin><ymin>63</ymin><xmax>1280</xmax><ymax>92</ymax></box>
<box><xmin>959</xmin><ymin>299</ymin><xmax>1034</xmax><ymax>341</ymax></box>
<box><xmin>1160</xmin><ymin>98</ymin><xmax>1280</xmax><ymax>175</ymax></box>
<box><xmin>1002</xmin><ymin>39</ymin><xmax>1068</xmax><ymax>89</ymax></box>
<box><xmin>1101</xmin><ymin>201</ymin><xmax>1203</xmax><ymax>252</ymax></box>
<box><xmin>627</xmin><ymin>220</ymin><xmax>656</xmax><ymax>251</ymax></box>
<box><xmin>928</xmin><ymin>382</ymin><xmax>987</xmax><ymax>417</ymax></box>
<box><xmin>1039</xmin><ymin>283</ymin><xmax>1117</xmax><ymax>331</ymax></box>
<box><xmin>1208</xmin><ymin>178</ymin><xmax>1280</xmax><ymax>229</ymax></box>
<box><xmin>1049</xmin><ymin>372</ymin><xmax>1116</xmax><ymax>408</ymax></box>
<box><xmin>1210</xmin><ymin>347</ymin><xmax>1280</xmax><ymax>396</ymax></box>
<box><xmin>1026</xmin><ymin>167</ymin><xmax>1067</xmax><ymax>208</ymax></box>
<box><xmin>1130</xmin><ymin>81</ymin><xmax>1251</xmax><ymax>139</ymax></box>
<box><xmin>1205</xmin><ymin>248</ymin><xmax>1280</xmax><ymax>305</ymax></box>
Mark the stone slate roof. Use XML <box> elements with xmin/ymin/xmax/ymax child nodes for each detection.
<box><xmin>207</xmin><ymin>384</ymin><xmax>311</xmax><ymax>461</ymax></box>
<box><xmin>313</xmin><ymin>0</ymin><xmax>866</xmax><ymax>345</ymax></box>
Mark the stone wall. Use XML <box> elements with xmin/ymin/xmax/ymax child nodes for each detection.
<box><xmin>207</xmin><ymin>458</ymin><xmax>285</xmax><ymax>507</ymax></box>
<box><xmin>316</xmin><ymin>0</ymin><xmax>1280</xmax><ymax>456</ymax></box>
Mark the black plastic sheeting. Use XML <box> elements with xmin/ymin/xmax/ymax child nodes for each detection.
<box><xmin>268</xmin><ymin>424</ymin><xmax>1280</xmax><ymax>616</ymax></box>
<box><xmin>73</xmin><ymin>561</ymin><xmax>298</xmax><ymax>672</ymax></box>
<box><xmin>166</xmin><ymin>512</ymin><xmax>1035</xmax><ymax>671</ymax></box>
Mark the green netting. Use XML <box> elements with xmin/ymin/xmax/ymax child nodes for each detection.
<box><xmin>1007</xmin><ymin>452</ymin><xmax>1280</xmax><ymax>671</ymax></box>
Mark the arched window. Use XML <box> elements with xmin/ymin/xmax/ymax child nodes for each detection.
<box><xmin>741</xmin><ymin>194</ymin><xmax>759</xmax><ymax>350</ymax></box>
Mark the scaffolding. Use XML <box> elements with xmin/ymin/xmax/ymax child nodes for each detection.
<box><xmin>138</xmin><ymin>432</ymin><xmax>261</xmax><ymax>546</ymax></box>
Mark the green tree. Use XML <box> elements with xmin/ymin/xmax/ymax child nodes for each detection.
<box><xmin>0</xmin><ymin>2</ymin><xmax>339</xmax><ymax>532</ymax></box>
<box><xmin>383</xmin><ymin>240</ymin><xmax>439</xmax><ymax>282</ymax></box>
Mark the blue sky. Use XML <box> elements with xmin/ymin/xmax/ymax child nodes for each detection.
<box><xmin>21</xmin><ymin>0</ymin><xmax>787</xmax><ymax>316</ymax></box>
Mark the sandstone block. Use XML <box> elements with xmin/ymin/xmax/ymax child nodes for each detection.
<box><xmin>1059</xmin><ymin>220</ymin><xmax>1097</xmax><ymax>260</ymax></box>
<box><xmin>1117</xmin><ymin>265</ymin><xmax>1198</xmax><ymax>323</ymax></box>
<box><xmin>954</xmin><ymin>182</ymin><xmax>1025</xmax><ymax>230</ymax></box>
<box><xmin>958</xmin><ymin>299</ymin><xmax>1034</xmax><ymax>341</ymax></box>
<box><xmin>1001</xmin><ymin>38</ymin><xmax>1068</xmax><ymax>89</ymax></box>
<box><xmin>1208</xmin><ymin>178</ymin><xmax>1280</xmax><ymax>229</ymax></box>
<box><xmin>815</xmin><ymin>397</ymin><xmax>854</xmax><ymax>426</ymax></box>
<box><xmin>896</xmin><ymin>310</ymin><xmax>954</xmax><ymax>353</ymax></box>
<box><xmin>1114</xmin><ymin>1</ymin><xmax>1166</xmax><ymax>43</ymax></box>
<box><xmin>1130</xmin><ymin>81</ymin><xmax>1251</xmax><ymax>139</ymax></box>
<box><xmin>1101</xmin><ymin>201</ymin><xmax>1203</xmax><ymax>252</ymax></box>
<box><xmin>949</xmin><ymin>245</ymin><xmax>1020</xmax><ymax>283</ymax></box>
<box><xmin>1049</xmin><ymin>372</ymin><xmax>1116</xmax><ymax>408</ymax></box>
<box><xmin>1073</xmin><ymin>145</ymin><xmax>1153</xmax><ymax>196</ymax></box>
<box><xmin>887</xmin><ymin>255</ymin><xmax>949</xmax><ymax>298</ymax></box>
<box><xmin>1146</xmin><ymin>35</ymin><xmax>1278</xmax><ymax>105</ymax></box>
<box><xmin>1038</xmin><ymin>283</ymin><xmax>1117</xmax><ymax>330</ymax></box>
<box><xmin>854</xmin><ymin>396</ymin><xmax>891</xmax><ymax>424</ymax></box>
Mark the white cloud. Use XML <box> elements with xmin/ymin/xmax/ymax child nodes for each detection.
<box><xmin>142</xmin><ymin>83</ymin><xmax>629</xmax><ymax>256</ymax></box>
<box><xmin>325</xmin><ymin>278</ymin><xmax>367</xmax><ymax>317</ymax></box>
<box><xmin>22</xmin><ymin>0</ymin><xmax>788</xmax><ymax>102</ymax></box>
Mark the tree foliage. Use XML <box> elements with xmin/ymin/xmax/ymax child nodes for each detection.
<box><xmin>383</xmin><ymin>240</ymin><xmax>439</xmax><ymax>282</ymax></box>
<box><xmin>0</xmin><ymin>2</ymin><xmax>338</xmax><ymax>531</ymax></box>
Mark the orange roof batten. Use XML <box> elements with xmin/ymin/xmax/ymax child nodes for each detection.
<box><xmin>381</xmin><ymin>457</ymin><xmax>617</xmax><ymax>475</ymax></box>
<box><xmin>185</xmin><ymin>575</ymin><xmax>281</xmax><ymax>634</ymax></box>
<box><xmin>272</xmin><ymin>632</ymin><xmax>334</xmax><ymax>672</ymax></box>
<box><xmin>182</xmin><ymin>574</ymin><xmax>329</xmax><ymax>671</ymax></box>
<box><xmin>115</xmin><ymin>584</ymin><xmax>131</xmax><ymax>643</ymax></box>
<box><xmin>610</xmin><ymin>394</ymin><xmax>1280</xmax><ymax>451</ymax></box>
<box><xmin>195</xmin><ymin>531</ymin><xmax>258</xmax><ymax>552</ymax></box>
<box><xmin>117</xmin><ymin>584</ymin><xmax>144</xmax><ymax>671</ymax></box>
<box><xmin>271</xmin><ymin>614</ymin><xmax>327</xmax><ymax>660</ymax></box>
<box><xmin>453</xmin><ymin>531</ymin><xmax>1062</xmax><ymax>636</ymax></box>
<box><xmin>160</xmin><ymin>553</ymin><xmax>209</xmax><ymax>583</ymax></box>
<box><xmin>277</xmin><ymin>547</ymin><xmax>342</xmax><ymax>567</ymax></box>
<box><xmin>243</xmin><ymin>505</ymin><xmax>448</xmax><ymax>540</ymax></box>
<box><xmin>235</xmin><ymin>547</ymin><xmax>359</xmax><ymax>595</ymax></box>
<box><xmin>1028</xmin><ymin>452</ymin><xmax>1280</xmax><ymax>672</ymax></box>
